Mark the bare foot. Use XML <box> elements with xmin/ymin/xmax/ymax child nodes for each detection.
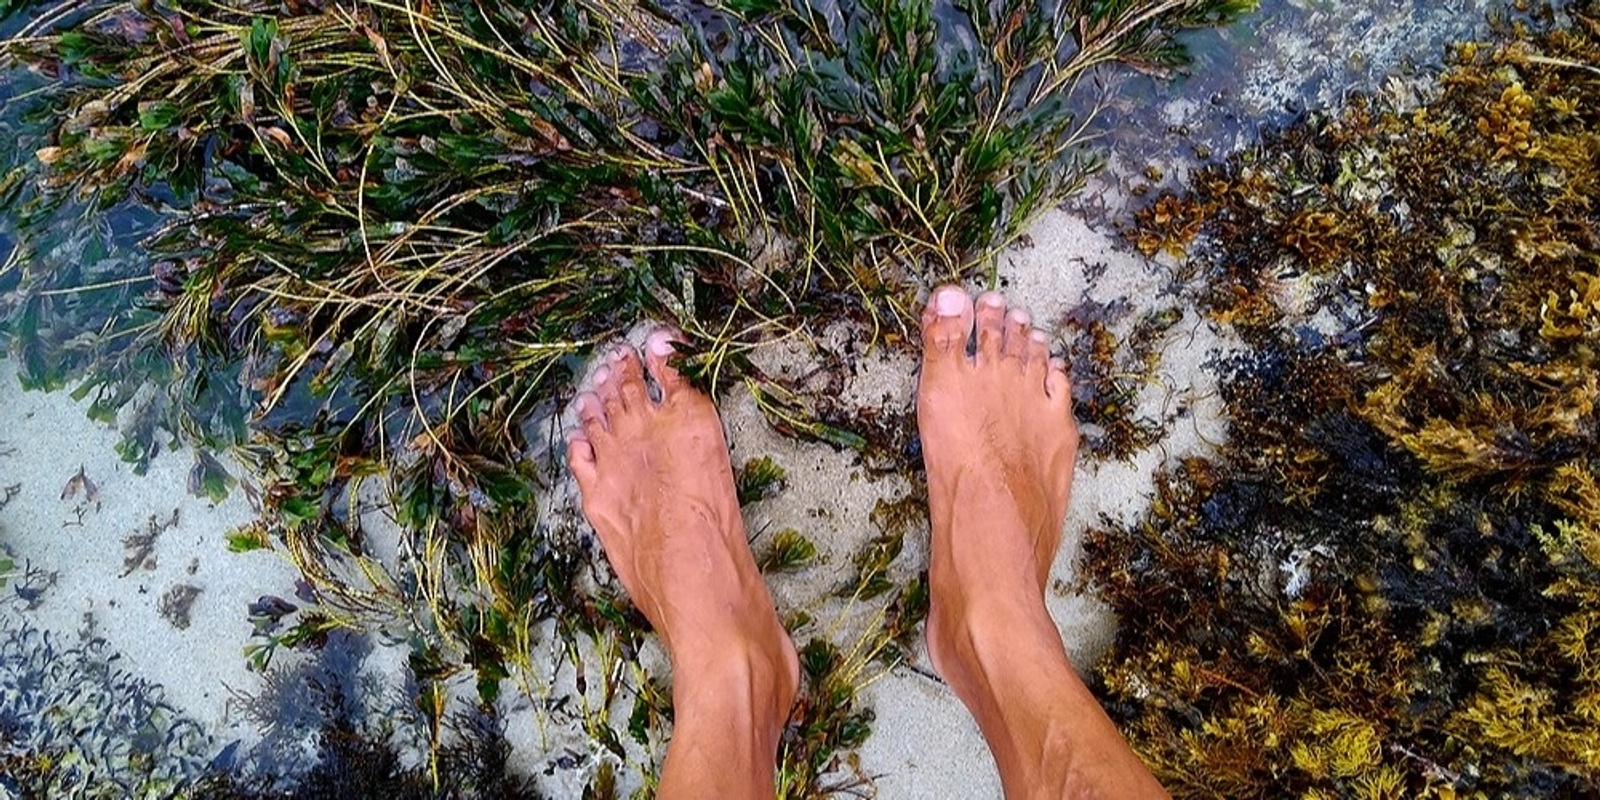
<box><xmin>917</xmin><ymin>287</ymin><xmax>1077</xmax><ymax>688</ymax></box>
<box><xmin>566</xmin><ymin>330</ymin><xmax>798</xmax><ymax>798</ymax></box>
<box><xmin>915</xmin><ymin>287</ymin><xmax>1164</xmax><ymax>799</ymax></box>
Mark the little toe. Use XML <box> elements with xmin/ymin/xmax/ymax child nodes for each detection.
<box><xmin>566</xmin><ymin>432</ymin><xmax>598</xmax><ymax>482</ymax></box>
<box><xmin>644</xmin><ymin>329</ymin><xmax>691</xmax><ymax>401</ymax></box>
<box><xmin>1001</xmin><ymin>308</ymin><xmax>1032</xmax><ymax>362</ymax></box>
<box><xmin>974</xmin><ymin>291</ymin><xmax>1007</xmax><ymax>360</ymax></box>
<box><xmin>919</xmin><ymin>286</ymin><xmax>975</xmax><ymax>362</ymax></box>
<box><xmin>1046</xmin><ymin>357</ymin><xmax>1072</xmax><ymax>401</ymax></box>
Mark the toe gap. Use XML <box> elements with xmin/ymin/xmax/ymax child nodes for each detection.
<box><xmin>964</xmin><ymin>329</ymin><xmax>980</xmax><ymax>358</ymax></box>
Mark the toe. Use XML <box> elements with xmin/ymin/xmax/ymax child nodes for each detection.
<box><xmin>592</xmin><ymin>364</ymin><xmax>630</xmax><ymax>419</ymax></box>
<box><xmin>566</xmin><ymin>432</ymin><xmax>598</xmax><ymax>482</ymax></box>
<box><xmin>591</xmin><ymin>364</ymin><xmax>617</xmax><ymax>404</ymax></box>
<box><xmin>574</xmin><ymin>391</ymin><xmax>608</xmax><ymax>438</ymax></box>
<box><xmin>919</xmin><ymin>285</ymin><xmax>975</xmax><ymax>362</ymax></box>
<box><xmin>1046</xmin><ymin>357</ymin><xmax>1072</xmax><ymax>400</ymax></box>
<box><xmin>612</xmin><ymin>346</ymin><xmax>649</xmax><ymax>410</ymax></box>
<box><xmin>1026</xmin><ymin>330</ymin><xmax>1051</xmax><ymax>371</ymax></box>
<box><xmin>974</xmin><ymin>292</ymin><xmax>1007</xmax><ymax>360</ymax></box>
<box><xmin>644</xmin><ymin>329</ymin><xmax>690</xmax><ymax>401</ymax></box>
<box><xmin>1001</xmin><ymin>308</ymin><xmax>1031</xmax><ymax>361</ymax></box>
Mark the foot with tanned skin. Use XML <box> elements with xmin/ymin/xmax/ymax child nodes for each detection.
<box><xmin>565</xmin><ymin>289</ymin><xmax>1166</xmax><ymax>799</ymax></box>
<box><xmin>918</xmin><ymin>285</ymin><xmax>1169</xmax><ymax>799</ymax></box>
<box><xmin>565</xmin><ymin>330</ymin><xmax>799</xmax><ymax>799</ymax></box>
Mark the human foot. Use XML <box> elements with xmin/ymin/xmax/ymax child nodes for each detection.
<box><xmin>916</xmin><ymin>289</ymin><xmax>1167</xmax><ymax>799</ymax></box>
<box><xmin>915</xmin><ymin>286</ymin><xmax>1077</xmax><ymax>695</ymax></box>
<box><xmin>566</xmin><ymin>330</ymin><xmax>798</xmax><ymax>797</ymax></box>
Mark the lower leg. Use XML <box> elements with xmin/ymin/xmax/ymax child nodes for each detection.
<box><xmin>566</xmin><ymin>333</ymin><xmax>798</xmax><ymax>799</ymax></box>
<box><xmin>935</xmin><ymin>550</ymin><xmax>1163</xmax><ymax>799</ymax></box>
<box><xmin>660</xmin><ymin>631</ymin><xmax>796</xmax><ymax>797</ymax></box>
<box><xmin>918</xmin><ymin>286</ymin><xmax>1168</xmax><ymax>799</ymax></box>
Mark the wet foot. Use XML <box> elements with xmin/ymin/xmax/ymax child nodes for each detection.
<box><xmin>566</xmin><ymin>330</ymin><xmax>798</xmax><ymax>779</ymax></box>
<box><xmin>916</xmin><ymin>286</ymin><xmax>1078</xmax><ymax>699</ymax></box>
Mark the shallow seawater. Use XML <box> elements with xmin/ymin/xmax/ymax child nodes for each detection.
<box><xmin>1078</xmin><ymin>0</ymin><xmax>1497</xmax><ymax>216</ymax></box>
<box><xmin>0</xmin><ymin>1</ymin><xmax>1509</xmax><ymax>795</ymax></box>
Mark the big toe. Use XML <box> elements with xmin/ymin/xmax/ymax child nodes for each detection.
<box><xmin>920</xmin><ymin>286</ymin><xmax>974</xmax><ymax>362</ymax></box>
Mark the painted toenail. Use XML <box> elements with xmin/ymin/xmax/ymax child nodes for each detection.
<box><xmin>593</xmin><ymin>365</ymin><xmax>612</xmax><ymax>384</ymax></box>
<box><xmin>980</xmin><ymin>293</ymin><xmax>1005</xmax><ymax>308</ymax></box>
<box><xmin>1009</xmin><ymin>309</ymin><xmax>1030</xmax><ymax>325</ymax></box>
<box><xmin>935</xmin><ymin>289</ymin><xmax>966</xmax><ymax>316</ymax></box>
<box><xmin>608</xmin><ymin>348</ymin><xmax>627</xmax><ymax>364</ymax></box>
<box><xmin>1031</xmin><ymin>330</ymin><xmax>1048</xmax><ymax>343</ymax></box>
<box><xmin>648</xmin><ymin>335</ymin><xmax>676</xmax><ymax>356</ymax></box>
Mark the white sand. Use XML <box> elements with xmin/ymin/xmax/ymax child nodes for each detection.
<box><xmin>0</xmin><ymin>360</ymin><xmax>303</xmax><ymax>746</ymax></box>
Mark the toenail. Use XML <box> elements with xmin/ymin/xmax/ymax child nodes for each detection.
<box><xmin>935</xmin><ymin>289</ymin><xmax>966</xmax><ymax>316</ymax></box>
<box><xmin>593</xmin><ymin>365</ymin><xmax>612</xmax><ymax>384</ymax></box>
<box><xmin>608</xmin><ymin>348</ymin><xmax>627</xmax><ymax>364</ymax></box>
<box><xmin>979</xmin><ymin>292</ymin><xmax>1005</xmax><ymax>308</ymax></box>
<box><xmin>1009</xmin><ymin>309</ymin><xmax>1030</xmax><ymax>325</ymax></box>
<box><xmin>648</xmin><ymin>334</ymin><xmax>676</xmax><ymax>356</ymax></box>
<box><xmin>1031</xmin><ymin>330</ymin><xmax>1049</xmax><ymax>343</ymax></box>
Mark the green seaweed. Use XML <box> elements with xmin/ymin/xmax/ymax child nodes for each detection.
<box><xmin>738</xmin><ymin>455</ymin><xmax>788</xmax><ymax>505</ymax></box>
<box><xmin>759</xmin><ymin>528</ymin><xmax>817</xmax><ymax>573</ymax></box>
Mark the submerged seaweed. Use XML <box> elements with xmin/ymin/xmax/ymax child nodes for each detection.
<box><xmin>0</xmin><ymin>618</ymin><xmax>215</xmax><ymax>797</ymax></box>
<box><xmin>208</xmin><ymin>630</ymin><xmax>543</xmax><ymax>799</ymax></box>
<box><xmin>0</xmin><ymin>615</ymin><xmax>545</xmax><ymax>798</ymax></box>
<box><xmin>1090</xmin><ymin>3</ymin><xmax>1600</xmax><ymax>796</ymax></box>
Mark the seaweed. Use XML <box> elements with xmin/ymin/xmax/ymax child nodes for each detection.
<box><xmin>737</xmin><ymin>455</ymin><xmax>788</xmax><ymax>506</ymax></box>
<box><xmin>1089</xmin><ymin>4</ymin><xmax>1600</xmax><ymax>795</ymax></box>
<box><xmin>210</xmin><ymin>631</ymin><xmax>543</xmax><ymax>799</ymax></box>
<box><xmin>158</xmin><ymin>582</ymin><xmax>203</xmax><ymax>629</ymax></box>
<box><xmin>758</xmin><ymin>528</ymin><xmax>817</xmax><ymax>573</ymax></box>
<box><xmin>1065</xmin><ymin>300</ymin><xmax>1184</xmax><ymax>460</ymax></box>
<box><xmin>0</xmin><ymin>618</ymin><xmax>216</xmax><ymax>797</ymax></box>
<box><xmin>119</xmin><ymin>507</ymin><xmax>178</xmax><ymax>577</ymax></box>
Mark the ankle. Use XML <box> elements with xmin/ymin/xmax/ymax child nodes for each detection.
<box><xmin>934</xmin><ymin>596</ymin><xmax>1073</xmax><ymax>708</ymax></box>
<box><xmin>673</xmin><ymin>625</ymin><xmax>799</xmax><ymax>724</ymax></box>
